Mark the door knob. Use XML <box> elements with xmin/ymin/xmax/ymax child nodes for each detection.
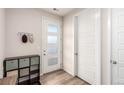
<box><xmin>44</xmin><ymin>54</ymin><xmax>46</xmax><ymax>56</ymax></box>
<box><xmin>113</xmin><ymin>61</ymin><xmax>117</xmax><ymax>64</ymax></box>
<box><xmin>74</xmin><ymin>53</ymin><xmax>78</xmax><ymax>55</ymax></box>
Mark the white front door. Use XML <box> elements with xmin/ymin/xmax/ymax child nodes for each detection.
<box><xmin>77</xmin><ymin>9</ymin><xmax>101</xmax><ymax>84</ymax></box>
<box><xmin>42</xmin><ymin>17</ymin><xmax>61</xmax><ymax>73</ymax></box>
<box><xmin>112</xmin><ymin>9</ymin><xmax>124</xmax><ymax>84</ymax></box>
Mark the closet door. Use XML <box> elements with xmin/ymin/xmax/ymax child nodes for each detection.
<box><xmin>77</xmin><ymin>9</ymin><xmax>101</xmax><ymax>84</ymax></box>
<box><xmin>112</xmin><ymin>9</ymin><xmax>124</xmax><ymax>84</ymax></box>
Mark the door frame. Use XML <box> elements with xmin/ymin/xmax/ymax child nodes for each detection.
<box><xmin>74</xmin><ymin>8</ymin><xmax>102</xmax><ymax>84</ymax></box>
<box><xmin>41</xmin><ymin>16</ymin><xmax>62</xmax><ymax>75</ymax></box>
<box><xmin>102</xmin><ymin>8</ymin><xmax>112</xmax><ymax>85</ymax></box>
<box><xmin>107</xmin><ymin>9</ymin><xmax>112</xmax><ymax>85</ymax></box>
<box><xmin>74</xmin><ymin>16</ymin><xmax>78</xmax><ymax>76</ymax></box>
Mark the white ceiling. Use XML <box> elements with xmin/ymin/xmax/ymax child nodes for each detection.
<box><xmin>41</xmin><ymin>8</ymin><xmax>75</xmax><ymax>16</ymax></box>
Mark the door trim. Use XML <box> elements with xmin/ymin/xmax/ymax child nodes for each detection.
<box><xmin>74</xmin><ymin>16</ymin><xmax>78</xmax><ymax>76</ymax></box>
<box><xmin>108</xmin><ymin>9</ymin><xmax>112</xmax><ymax>85</ymax></box>
<box><xmin>96</xmin><ymin>8</ymin><xmax>101</xmax><ymax>85</ymax></box>
<box><xmin>103</xmin><ymin>8</ymin><xmax>112</xmax><ymax>85</ymax></box>
<box><xmin>74</xmin><ymin>9</ymin><xmax>101</xmax><ymax>84</ymax></box>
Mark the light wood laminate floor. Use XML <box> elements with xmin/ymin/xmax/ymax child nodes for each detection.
<box><xmin>0</xmin><ymin>70</ymin><xmax>89</xmax><ymax>85</ymax></box>
<box><xmin>40</xmin><ymin>70</ymin><xmax>89</xmax><ymax>85</ymax></box>
<box><xmin>0</xmin><ymin>76</ymin><xmax>17</xmax><ymax>85</ymax></box>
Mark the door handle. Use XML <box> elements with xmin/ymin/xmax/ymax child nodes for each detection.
<box><xmin>113</xmin><ymin>61</ymin><xmax>117</xmax><ymax>64</ymax></box>
<box><xmin>44</xmin><ymin>54</ymin><xmax>46</xmax><ymax>56</ymax></box>
<box><xmin>74</xmin><ymin>53</ymin><xmax>78</xmax><ymax>55</ymax></box>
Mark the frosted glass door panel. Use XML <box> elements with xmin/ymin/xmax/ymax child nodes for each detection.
<box><xmin>48</xmin><ymin>24</ymin><xmax>58</xmax><ymax>33</ymax></box>
<box><xmin>48</xmin><ymin>36</ymin><xmax>57</xmax><ymax>44</ymax></box>
<box><xmin>48</xmin><ymin>47</ymin><xmax>57</xmax><ymax>54</ymax></box>
<box><xmin>48</xmin><ymin>58</ymin><xmax>58</xmax><ymax>66</ymax></box>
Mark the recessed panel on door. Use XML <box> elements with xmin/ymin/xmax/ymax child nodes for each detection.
<box><xmin>112</xmin><ymin>9</ymin><xmax>124</xmax><ymax>84</ymax></box>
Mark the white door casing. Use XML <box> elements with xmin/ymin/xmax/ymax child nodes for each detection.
<box><xmin>42</xmin><ymin>17</ymin><xmax>61</xmax><ymax>74</ymax></box>
<box><xmin>112</xmin><ymin>9</ymin><xmax>124</xmax><ymax>84</ymax></box>
<box><xmin>77</xmin><ymin>9</ymin><xmax>101</xmax><ymax>85</ymax></box>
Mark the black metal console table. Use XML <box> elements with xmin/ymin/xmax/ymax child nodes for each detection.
<box><xmin>3</xmin><ymin>55</ymin><xmax>40</xmax><ymax>85</ymax></box>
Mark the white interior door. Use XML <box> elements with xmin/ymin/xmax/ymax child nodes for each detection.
<box><xmin>112</xmin><ymin>9</ymin><xmax>124</xmax><ymax>84</ymax></box>
<box><xmin>42</xmin><ymin>17</ymin><xmax>61</xmax><ymax>73</ymax></box>
<box><xmin>77</xmin><ymin>9</ymin><xmax>101</xmax><ymax>85</ymax></box>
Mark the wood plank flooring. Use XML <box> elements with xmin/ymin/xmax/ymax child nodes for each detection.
<box><xmin>0</xmin><ymin>69</ymin><xmax>89</xmax><ymax>85</ymax></box>
<box><xmin>0</xmin><ymin>76</ymin><xmax>17</xmax><ymax>85</ymax></box>
<box><xmin>40</xmin><ymin>70</ymin><xmax>89</xmax><ymax>85</ymax></box>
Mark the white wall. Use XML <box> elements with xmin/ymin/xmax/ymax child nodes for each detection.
<box><xmin>63</xmin><ymin>9</ymin><xmax>83</xmax><ymax>75</ymax></box>
<box><xmin>63</xmin><ymin>14</ymin><xmax>74</xmax><ymax>75</ymax></box>
<box><xmin>101</xmin><ymin>9</ymin><xmax>111</xmax><ymax>85</ymax></box>
<box><xmin>5</xmin><ymin>8</ymin><xmax>62</xmax><ymax>74</ymax></box>
<box><xmin>0</xmin><ymin>9</ymin><xmax>5</xmax><ymax>78</ymax></box>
